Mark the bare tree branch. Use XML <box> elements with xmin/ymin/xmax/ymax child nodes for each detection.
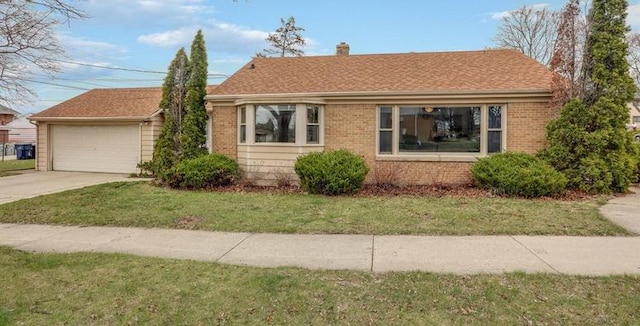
<box><xmin>0</xmin><ymin>0</ymin><xmax>86</xmax><ymax>106</ymax></box>
<box><xmin>493</xmin><ymin>5</ymin><xmax>559</xmax><ymax>66</ymax></box>
<box><xmin>627</xmin><ymin>32</ymin><xmax>640</xmax><ymax>94</ymax></box>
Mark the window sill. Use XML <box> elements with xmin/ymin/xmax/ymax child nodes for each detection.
<box><xmin>238</xmin><ymin>143</ymin><xmax>324</xmax><ymax>147</ymax></box>
<box><xmin>376</xmin><ymin>154</ymin><xmax>482</xmax><ymax>162</ymax></box>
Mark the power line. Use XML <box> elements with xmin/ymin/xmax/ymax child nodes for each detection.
<box><xmin>53</xmin><ymin>59</ymin><xmax>229</xmax><ymax>78</ymax></box>
<box><xmin>53</xmin><ymin>59</ymin><xmax>166</xmax><ymax>74</ymax></box>
<box><xmin>16</xmin><ymin>78</ymin><xmax>90</xmax><ymax>91</ymax></box>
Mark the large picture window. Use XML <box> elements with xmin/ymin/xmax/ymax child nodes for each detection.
<box><xmin>378</xmin><ymin>105</ymin><xmax>505</xmax><ymax>156</ymax></box>
<box><xmin>255</xmin><ymin>104</ymin><xmax>296</xmax><ymax>143</ymax></box>
<box><xmin>399</xmin><ymin>106</ymin><xmax>480</xmax><ymax>153</ymax></box>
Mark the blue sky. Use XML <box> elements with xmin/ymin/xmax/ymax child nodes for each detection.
<box><xmin>17</xmin><ymin>0</ymin><xmax>640</xmax><ymax>113</ymax></box>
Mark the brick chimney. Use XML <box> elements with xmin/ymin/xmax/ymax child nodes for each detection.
<box><xmin>336</xmin><ymin>42</ymin><xmax>350</xmax><ymax>56</ymax></box>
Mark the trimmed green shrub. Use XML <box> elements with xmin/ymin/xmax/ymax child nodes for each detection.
<box><xmin>169</xmin><ymin>153</ymin><xmax>239</xmax><ymax>189</ymax></box>
<box><xmin>294</xmin><ymin>149</ymin><xmax>369</xmax><ymax>195</ymax></box>
<box><xmin>471</xmin><ymin>152</ymin><xmax>567</xmax><ymax>197</ymax></box>
<box><xmin>632</xmin><ymin>138</ymin><xmax>640</xmax><ymax>183</ymax></box>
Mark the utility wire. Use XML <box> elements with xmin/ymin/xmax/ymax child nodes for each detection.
<box><xmin>53</xmin><ymin>59</ymin><xmax>229</xmax><ymax>77</ymax></box>
<box><xmin>16</xmin><ymin>78</ymin><xmax>90</xmax><ymax>91</ymax></box>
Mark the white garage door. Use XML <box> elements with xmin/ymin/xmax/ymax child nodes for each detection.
<box><xmin>52</xmin><ymin>125</ymin><xmax>140</xmax><ymax>173</ymax></box>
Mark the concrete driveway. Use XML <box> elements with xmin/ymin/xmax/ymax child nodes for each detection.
<box><xmin>0</xmin><ymin>171</ymin><xmax>141</xmax><ymax>205</ymax></box>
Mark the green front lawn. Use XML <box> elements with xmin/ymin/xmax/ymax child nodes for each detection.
<box><xmin>1</xmin><ymin>247</ymin><xmax>638</xmax><ymax>325</ymax></box>
<box><xmin>0</xmin><ymin>159</ymin><xmax>34</xmax><ymax>177</ymax></box>
<box><xmin>0</xmin><ymin>182</ymin><xmax>628</xmax><ymax>236</ymax></box>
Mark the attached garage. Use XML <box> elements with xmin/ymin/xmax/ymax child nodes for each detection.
<box><xmin>51</xmin><ymin>124</ymin><xmax>140</xmax><ymax>173</ymax></box>
<box><xmin>30</xmin><ymin>87</ymin><xmax>165</xmax><ymax>174</ymax></box>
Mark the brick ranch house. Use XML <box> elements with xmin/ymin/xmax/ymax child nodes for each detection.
<box><xmin>206</xmin><ymin>45</ymin><xmax>555</xmax><ymax>185</ymax></box>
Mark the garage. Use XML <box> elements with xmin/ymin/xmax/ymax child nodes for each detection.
<box><xmin>52</xmin><ymin>125</ymin><xmax>140</xmax><ymax>174</ymax></box>
<box><xmin>29</xmin><ymin>87</ymin><xmax>166</xmax><ymax>173</ymax></box>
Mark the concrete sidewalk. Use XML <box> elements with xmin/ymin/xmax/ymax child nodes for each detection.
<box><xmin>1</xmin><ymin>186</ymin><xmax>638</xmax><ymax>276</ymax></box>
<box><xmin>1</xmin><ymin>223</ymin><xmax>639</xmax><ymax>276</ymax></box>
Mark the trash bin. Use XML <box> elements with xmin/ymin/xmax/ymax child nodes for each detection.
<box><xmin>15</xmin><ymin>144</ymin><xmax>35</xmax><ymax>160</ymax></box>
<box><xmin>23</xmin><ymin>144</ymin><xmax>34</xmax><ymax>159</ymax></box>
<box><xmin>14</xmin><ymin>144</ymin><xmax>24</xmax><ymax>160</ymax></box>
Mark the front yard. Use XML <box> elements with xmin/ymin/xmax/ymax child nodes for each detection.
<box><xmin>0</xmin><ymin>159</ymin><xmax>34</xmax><ymax>177</ymax></box>
<box><xmin>1</xmin><ymin>247</ymin><xmax>638</xmax><ymax>325</ymax></box>
<box><xmin>0</xmin><ymin>181</ymin><xmax>628</xmax><ymax>236</ymax></box>
<box><xmin>0</xmin><ymin>180</ymin><xmax>635</xmax><ymax>324</ymax></box>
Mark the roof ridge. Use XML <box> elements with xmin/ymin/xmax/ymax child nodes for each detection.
<box><xmin>251</xmin><ymin>48</ymin><xmax>521</xmax><ymax>60</ymax></box>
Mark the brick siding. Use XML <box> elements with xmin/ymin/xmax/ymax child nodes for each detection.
<box><xmin>507</xmin><ymin>102</ymin><xmax>557</xmax><ymax>154</ymax></box>
<box><xmin>210</xmin><ymin>105</ymin><xmax>237</xmax><ymax>159</ymax></box>
<box><xmin>212</xmin><ymin>100</ymin><xmax>553</xmax><ymax>185</ymax></box>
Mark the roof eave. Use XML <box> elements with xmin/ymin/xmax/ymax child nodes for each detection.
<box><xmin>29</xmin><ymin>116</ymin><xmax>156</xmax><ymax>122</ymax></box>
<box><xmin>206</xmin><ymin>89</ymin><xmax>551</xmax><ymax>103</ymax></box>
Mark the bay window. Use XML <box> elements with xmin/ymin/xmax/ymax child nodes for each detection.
<box><xmin>377</xmin><ymin>105</ymin><xmax>505</xmax><ymax>157</ymax></box>
<box><xmin>238</xmin><ymin>103</ymin><xmax>323</xmax><ymax>145</ymax></box>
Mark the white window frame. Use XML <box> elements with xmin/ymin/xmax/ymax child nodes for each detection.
<box><xmin>376</xmin><ymin>104</ymin><xmax>507</xmax><ymax>161</ymax></box>
<box><xmin>238</xmin><ymin>106</ymin><xmax>247</xmax><ymax>144</ymax></box>
<box><xmin>238</xmin><ymin>103</ymin><xmax>324</xmax><ymax>146</ymax></box>
<box><xmin>306</xmin><ymin>104</ymin><xmax>321</xmax><ymax>144</ymax></box>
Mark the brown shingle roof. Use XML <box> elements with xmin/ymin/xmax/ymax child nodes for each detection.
<box><xmin>210</xmin><ymin>49</ymin><xmax>552</xmax><ymax>97</ymax></box>
<box><xmin>32</xmin><ymin>86</ymin><xmax>217</xmax><ymax>120</ymax></box>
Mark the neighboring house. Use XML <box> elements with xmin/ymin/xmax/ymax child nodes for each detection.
<box><xmin>6</xmin><ymin>114</ymin><xmax>36</xmax><ymax>144</ymax></box>
<box><xmin>205</xmin><ymin>45</ymin><xmax>555</xmax><ymax>185</ymax></box>
<box><xmin>0</xmin><ymin>104</ymin><xmax>20</xmax><ymax>143</ymax></box>
<box><xmin>30</xmin><ymin>88</ymin><xmax>165</xmax><ymax>174</ymax></box>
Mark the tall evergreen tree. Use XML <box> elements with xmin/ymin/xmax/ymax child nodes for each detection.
<box><xmin>147</xmin><ymin>48</ymin><xmax>190</xmax><ymax>180</ymax></box>
<box><xmin>542</xmin><ymin>0</ymin><xmax>638</xmax><ymax>193</ymax></box>
<box><xmin>581</xmin><ymin>0</ymin><xmax>636</xmax><ymax>108</ymax></box>
<box><xmin>181</xmin><ymin>30</ymin><xmax>209</xmax><ymax>160</ymax></box>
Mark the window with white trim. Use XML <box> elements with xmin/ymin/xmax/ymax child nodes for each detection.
<box><xmin>307</xmin><ymin>105</ymin><xmax>320</xmax><ymax>144</ymax></box>
<box><xmin>379</xmin><ymin>106</ymin><xmax>393</xmax><ymax>154</ymax></box>
<box><xmin>238</xmin><ymin>106</ymin><xmax>247</xmax><ymax>144</ymax></box>
<box><xmin>377</xmin><ymin>105</ymin><xmax>505</xmax><ymax>156</ymax></box>
<box><xmin>238</xmin><ymin>104</ymin><xmax>323</xmax><ymax>145</ymax></box>
<box><xmin>487</xmin><ymin>105</ymin><xmax>503</xmax><ymax>153</ymax></box>
<box><xmin>255</xmin><ymin>104</ymin><xmax>296</xmax><ymax>143</ymax></box>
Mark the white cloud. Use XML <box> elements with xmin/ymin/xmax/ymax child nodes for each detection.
<box><xmin>59</xmin><ymin>34</ymin><xmax>128</xmax><ymax>57</ymax></box>
<box><xmin>491</xmin><ymin>10</ymin><xmax>512</xmax><ymax>20</ymax></box>
<box><xmin>78</xmin><ymin>0</ymin><xmax>215</xmax><ymax>27</ymax></box>
<box><xmin>491</xmin><ymin>3</ymin><xmax>550</xmax><ymax>20</ymax></box>
<box><xmin>138</xmin><ymin>21</ymin><xmax>269</xmax><ymax>54</ymax></box>
<box><xmin>138</xmin><ymin>28</ymin><xmax>198</xmax><ymax>47</ymax></box>
<box><xmin>629</xmin><ymin>3</ymin><xmax>640</xmax><ymax>28</ymax></box>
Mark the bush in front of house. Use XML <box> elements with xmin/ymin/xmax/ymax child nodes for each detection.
<box><xmin>471</xmin><ymin>152</ymin><xmax>567</xmax><ymax>198</ymax></box>
<box><xmin>168</xmin><ymin>153</ymin><xmax>240</xmax><ymax>189</ymax></box>
<box><xmin>632</xmin><ymin>135</ymin><xmax>640</xmax><ymax>183</ymax></box>
<box><xmin>294</xmin><ymin>149</ymin><xmax>369</xmax><ymax>195</ymax></box>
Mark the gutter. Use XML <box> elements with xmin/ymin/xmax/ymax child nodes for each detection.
<box><xmin>205</xmin><ymin>89</ymin><xmax>552</xmax><ymax>103</ymax></box>
<box><xmin>28</xmin><ymin>116</ymin><xmax>155</xmax><ymax>122</ymax></box>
